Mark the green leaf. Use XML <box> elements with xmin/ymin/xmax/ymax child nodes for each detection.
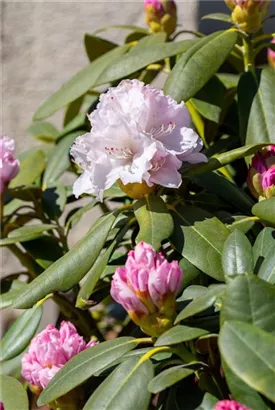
<box><xmin>38</xmin><ymin>337</ymin><xmax>137</xmax><ymax>405</ymax></box>
<box><xmin>0</xmin><ymin>375</ymin><xmax>29</xmax><ymax>410</ymax></box>
<box><xmin>0</xmin><ymin>224</ymin><xmax>56</xmax><ymax>246</ymax></box>
<box><xmin>252</xmin><ymin>198</ymin><xmax>275</xmax><ymax>226</ymax></box>
<box><xmin>183</xmin><ymin>143</ymin><xmax>268</xmax><ymax>177</ymax></box>
<box><xmin>253</xmin><ymin>227</ymin><xmax>275</xmax><ymax>267</ymax></box>
<box><xmin>258</xmin><ymin>249</ymin><xmax>275</xmax><ymax>284</ymax></box>
<box><xmin>195</xmin><ymin>393</ymin><xmax>218</xmax><ymax>410</ymax></box>
<box><xmin>193</xmin><ymin>172</ymin><xmax>254</xmax><ymax>214</ymax></box>
<box><xmin>129</xmin><ymin>32</ymin><xmax>166</xmax><ymax>52</ymax></box>
<box><xmin>34</xmin><ymin>45</ymin><xmax>129</xmax><ymax>120</ymax></box>
<box><xmin>221</xmin><ymin>274</ymin><xmax>275</xmax><ymax>334</ymax></box>
<box><xmin>42</xmin><ymin>131</ymin><xmax>83</xmax><ymax>188</ymax></box>
<box><xmin>225</xmin><ymin>215</ymin><xmax>256</xmax><ymax>234</ymax></box>
<box><xmin>13</xmin><ymin>212</ymin><xmax>117</xmax><ymax>309</ymax></box>
<box><xmin>84</xmin><ymin>34</ymin><xmax>117</xmax><ymax>61</ymax></box>
<box><xmin>164</xmin><ymin>30</ymin><xmax>238</xmax><ymax>102</ymax></box>
<box><xmin>0</xmin><ymin>304</ymin><xmax>42</xmax><ymax>361</ymax></box>
<box><xmin>8</xmin><ymin>186</ymin><xmax>41</xmax><ymax>202</ymax></box>
<box><xmin>134</xmin><ymin>196</ymin><xmax>174</xmax><ymax>250</ymax></box>
<box><xmin>155</xmin><ymin>325</ymin><xmax>209</xmax><ymax>346</ymax></box>
<box><xmin>9</xmin><ymin>149</ymin><xmax>46</xmax><ymax>188</ymax></box>
<box><xmin>95</xmin><ymin>39</ymin><xmax>197</xmax><ymax>86</ymax></box>
<box><xmin>175</xmin><ymin>285</ymin><xmax>225</xmax><ymax>323</ymax></box>
<box><xmin>222</xmin><ymin>360</ymin><xmax>268</xmax><ymax>410</ymax></box>
<box><xmin>148</xmin><ymin>366</ymin><xmax>194</xmax><ymax>394</ymax></box>
<box><xmin>27</xmin><ymin>121</ymin><xmax>59</xmax><ymax>142</ymax></box>
<box><xmin>219</xmin><ymin>321</ymin><xmax>275</xmax><ymax>403</ymax></box>
<box><xmin>201</xmin><ymin>13</ymin><xmax>232</xmax><ymax>23</ymax></box>
<box><xmin>170</xmin><ymin>205</ymin><xmax>230</xmax><ymax>281</ymax></box>
<box><xmin>42</xmin><ymin>183</ymin><xmax>67</xmax><ymax>219</ymax></box>
<box><xmin>178</xmin><ymin>285</ymin><xmax>207</xmax><ymax>301</ymax></box>
<box><xmin>0</xmin><ymin>282</ymin><xmax>27</xmax><ymax>310</ymax></box>
<box><xmin>83</xmin><ymin>357</ymin><xmax>154</xmax><ymax>410</ymax></box>
<box><xmin>222</xmin><ymin>230</ymin><xmax>253</xmax><ymax>277</ymax></box>
<box><xmin>93</xmin><ymin>25</ymin><xmax>148</xmax><ymax>35</ymax></box>
<box><xmin>22</xmin><ymin>236</ymin><xmax>64</xmax><ymax>269</ymax></box>
<box><xmin>238</xmin><ymin>69</ymin><xmax>275</xmax><ymax>144</ymax></box>
<box><xmin>179</xmin><ymin>257</ymin><xmax>201</xmax><ymax>288</ymax></box>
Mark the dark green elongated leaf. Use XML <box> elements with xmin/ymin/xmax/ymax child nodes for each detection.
<box><xmin>0</xmin><ymin>224</ymin><xmax>56</xmax><ymax>246</ymax></box>
<box><xmin>238</xmin><ymin>69</ymin><xmax>275</xmax><ymax>144</ymax></box>
<box><xmin>220</xmin><ymin>274</ymin><xmax>275</xmax><ymax>334</ymax></box>
<box><xmin>27</xmin><ymin>121</ymin><xmax>59</xmax><ymax>142</ymax></box>
<box><xmin>178</xmin><ymin>285</ymin><xmax>207</xmax><ymax>301</ymax></box>
<box><xmin>195</xmin><ymin>393</ymin><xmax>218</xmax><ymax>410</ymax></box>
<box><xmin>42</xmin><ymin>131</ymin><xmax>83</xmax><ymax>188</ymax></box>
<box><xmin>0</xmin><ymin>375</ymin><xmax>29</xmax><ymax>410</ymax></box>
<box><xmin>0</xmin><ymin>282</ymin><xmax>27</xmax><ymax>310</ymax></box>
<box><xmin>170</xmin><ymin>205</ymin><xmax>230</xmax><ymax>281</ymax></box>
<box><xmin>34</xmin><ymin>45</ymin><xmax>130</xmax><ymax>120</ymax></box>
<box><xmin>8</xmin><ymin>186</ymin><xmax>42</xmax><ymax>202</ymax></box>
<box><xmin>134</xmin><ymin>196</ymin><xmax>174</xmax><ymax>250</ymax></box>
<box><xmin>164</xmin><ymin>30</ymin><xmax>238</xmax><ymax>102</ymax></box>
<box><xmin>175</xmin><ymin>285</ymin><xmax>225</xmax><ymax>323</ymax></box>
<box><xmin>22</xmin><ymin>236</ymin><xmax>64</xmax><ymax>269</ymax></box>
<box><xmin>9</xmin><ymin>149</ymin><xmax>46</xmax><ymax>188</ymax></box>
<box><xmin>38</xmin><ymin>337</ymin><xmax>137</xmax><ymax>405</ymax></box>
<box><xmin>253</xmin><ymin>227</ymin><xmax>275</xmax><ymax>266</ymax></box>
<box><xmin>155</xmin><ymin>325</ymin><xmax>208</xmax><ymax>346</ymax></box>
<box><xmin>0</xmin><ymin>304</ymin><xmax>43</xmax><ymax>361</ymax></box>
<box><xmin>76</xmin><ymin>241</ymin><xmax>118</xmax><ymax>308</ymax></box>
<box><xmin>190</xmin><ymin>76</ymin><xmax>225</xmax><ymax>123</ymax></box>
<box><xmin>193</xmin><ymin>172</ymin><xmax>254</xmax><ymax>214</ymax></box>
<box><xmin>63</xmin><ymin>95</ymin><xmax>85</xmax><ymax>127</ymax></box>
<box><xmin>148</xmin><ymin>366</ymin><xmax>194</xmax><ymax>394</ymax></box>
<box><xmin>95</xmin><ymin>39</ymin><xmax>197</xmax><ymax>86</ymax></box>
<box><xmin>222</xmin><ymin>230</ymin><xmax>253</xmax><ymax>277</ymax></box>
<box><xmin>42</xmin><ymin>183</ymin><xmax>67</xmax><ymax>219</ymax></box>
<box><xmin>222</xmin><ymin>360</ymin><xmax>268</xmax><ymax>410</ymax></box>
<box><xmin>182</xmin><ymin>143</ymin><xmax>268</xmax><ymax>177</ymax></box>
<box><xmin>258</xmin><ymin>249</ymin><xmax>275</xmax><ymax>284</ymax></box>
<box><xmin>201</xmin><ymin>13</ymin><xmax>232</xmax><ymax>23</ymax></box>
<box><xmin>219</xmin><ymin>321</ymin><xmax>275</xmax><ymax>402</ymax></box>
<box><xmin>83</xmin><ymin>357</ymin><xmax>154</xmax><ymax>410</ymax></box>
<box><xmin>84</xmin><ymin>34</ymin><xmax>117</xmax><ymax>61</ymax></box>
<box><xmin>93</xmin><ymin>25</ymin><xmax>148</xmax><ymax>35</ymax></box>
<box><xmin>13</xmin><ymin>212</ymin><xmax>117</xmax><ymax>309</ymax></box>
<box><xmin>252</xmin><ymin>198</ymin><xmax>275</xmax><ymax>226</ymax></box>
<box><xmin>65</xmin><ymin>199</ymin><xmax>98</xmax><ymax>232</ymax></box>
<box><xmin>129</xmin><ymin>32</ymin><xmax>166</xmax><ymax>53</ymax></box>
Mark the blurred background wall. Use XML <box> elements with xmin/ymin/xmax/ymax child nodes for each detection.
<box><xmin>1</xmin><ymin>0</ymin><xmax>274</xmax><ymax>330</ymax></box>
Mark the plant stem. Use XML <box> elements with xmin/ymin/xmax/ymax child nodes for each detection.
<box><xmin>242</xmin><ymin>36</ymin><xmax>255</xmax><ymax>74</ymax></box>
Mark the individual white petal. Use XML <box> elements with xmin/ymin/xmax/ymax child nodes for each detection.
<box><xmin>150</xmin><ymin>155</ymin><xmax>182</xmax><ymax>188</ymax></box>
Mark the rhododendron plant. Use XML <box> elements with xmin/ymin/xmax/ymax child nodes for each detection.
<box><xmin>1</xmin><ymin>0</ymin><xmax>275</xmax><ymax>409</ymax></box>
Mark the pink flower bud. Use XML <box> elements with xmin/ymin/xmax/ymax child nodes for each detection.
<box><xmin>21</xmin><ymin>321</ymin><xmax>97</xmax><ymax>390</ymax></box>
<box><xmin>247</xmin><ymin>145</ymin><xmax>275</xmax><ymax>199</ymax></box>
<box><xmin>215</xmin><ymin>400</ymin><xmax>251</xmax><ymax>410</ymax></box>
<box><xmin>111</xmin><ymin>242</ymin><xmax>183</xmax><ymax>336</ymax></box>
<box><xmin>0</xmin><ymin>402</ymin><xmax>4</xmax><ymax>410</ymax></box>
<box><xmin>268</xmin><ymin>38</ymin><xmax>275</xmax><ymax>69</ymax></box>
<box><xmin>0</xmin><ymin>136</ymin><xmax>20</xmax><ymax>195</ymax></box>
<box><xmin>144</xmin><ymin>0</ymin><xmax>177</xmax><ymax>36</ymax></box>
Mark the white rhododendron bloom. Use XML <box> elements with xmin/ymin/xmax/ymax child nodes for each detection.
<box><xmin>71</xmin><ymin>79</ymin><xmax>207</xmax><ymax>201</ymax></box>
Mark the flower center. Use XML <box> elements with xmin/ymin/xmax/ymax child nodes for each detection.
<box><xmin>104</xmin><ymin>146</ymin><xmax>133</xmax><ymax>160</ymax></box>
<box><xmin>150</xmin><ymin>122</ymin><xmax>176</xmax><ymax>140</ymax></box>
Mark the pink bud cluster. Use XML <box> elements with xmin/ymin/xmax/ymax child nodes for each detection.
<box><xmin>215</xmin><ymin>400</ymin><xmax>251</xmax><ymax>410</ymax></box>
<box><xmin>21</xmin><ymin>321</ymin><xmax>97</xmax><ymax>391</ymax></box>
<box><xmin>144</xmin><ymin>0</ymin><xmax>177</xmax><ymax>36</ymax></box>
<box><xmin>111</xmin><ymin>242</ymin><xmax>182</xmax><ymax>336</ymax></box>
<box><xmin>0</xmin><ymin>136</ymin><xmax>20</xmax><ymax>195</ymax></box>
<box><xmin>247</xmin><ymin>145</ymin><xmax>275</xmax><ymax>199</ymax></box>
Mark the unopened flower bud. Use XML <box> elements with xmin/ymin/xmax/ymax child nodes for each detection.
<box><xmin>247</xmin><ymin>145</ymin><xmax>275</xmax><ymax>199</ymax></box>
<box><xmin>215</xmin><ymin>400</ymin><xmax>251</xmax><ymax>410</ymax></box>
<box><xmin>0</xmin><ymin>136</ymin><xmax>20</xmax><ymax>195</ymax></box>
<box><xmin>118</xmin><ymin>180</ymin><xmax>157</xmax><ymax>199</ymax></box>
<box><xmin>268</xmin><ymin>38</ymin><xmax>275</xmax><ymax>69</ymax></box>
<box><xmin>144</xmin><ymin>0</ymin><xmax>177</xmax><ymax>36</ymax></box>
<box><xmin>111</xmin><ymin>241</ymin><xmax>183</xmax><ymax>337</ymax></box>
<box><xmin>225</xmin><ymin>0</ymin><xmax>270</xmax><ymax>33</ymax></box>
